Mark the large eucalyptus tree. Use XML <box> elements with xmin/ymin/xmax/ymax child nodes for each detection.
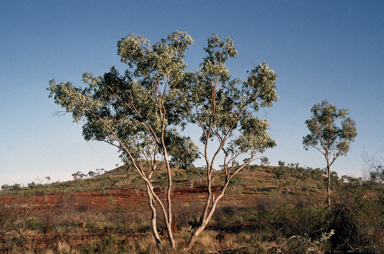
<box><xmin>47</xmin><ymin>31</ymin><xmax>199</xmax><ymax>249</ymax></box>
<box><xmin>48</xmin><ymin>31</ymin><xmax>279</xmax><ymax>250</ymax></box>
<box><xmin>303</xmin><ymin>100</ymin><xmax>357</xmax><ymax>208</ymax></box>
<box><xmin>184</xmin><ymin>35</ymin><xmax>279</xmax><ymax>249</ymax></box>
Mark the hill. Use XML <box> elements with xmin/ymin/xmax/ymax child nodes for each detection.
<box><xmin>0</xmin><ymin>163</ymin><xmax>383</xmax><ymax>253</ymax></box>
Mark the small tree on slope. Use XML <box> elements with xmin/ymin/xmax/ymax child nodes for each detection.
<box><xmin>303</xmin><ymin>100</ymin><xmax>357</xmax><ymax>208</ymax></box>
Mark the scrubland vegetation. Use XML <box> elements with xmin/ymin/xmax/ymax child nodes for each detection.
<box><xmin>1</xmin><ymin>163</ymin><xmax>383</xmax><ymax>253</ymax></box>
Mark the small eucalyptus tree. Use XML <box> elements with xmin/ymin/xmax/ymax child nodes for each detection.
<box><xmin>48</xmin><ymin>31</ymin><xmax>199</xmax><ymax>249</ymax></box>
<box><xmin>303</xmin><ymin>100</ymin><xmax>357</xmax><ymax>208</ymax></box>
<box><xmin>184</xmin><ymin>35</ymin><xmax>278</xmax><ymax>249</ymax></box>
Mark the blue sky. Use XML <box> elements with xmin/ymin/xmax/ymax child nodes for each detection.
<box><xmin>1</xmin><ymin>0</ymin><xmax>383</xmax><ymax>187</ymax></box>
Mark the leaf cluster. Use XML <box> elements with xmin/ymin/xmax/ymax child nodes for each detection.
<box><xmin>303</xmin><ymin>100</ymin><xmax>357</xmax><ymax>159</ymax></box>
<box><xmin>190</xmin><ymin>36</ymin><xmax>278</xmax><ymax>171</ymax></box>
<box><xmin>48</xmin><ymin>31</ymin><xmax>200</xmax><ymax>170</ymax></box>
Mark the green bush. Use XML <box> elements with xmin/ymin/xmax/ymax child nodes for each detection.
<box><xmin>329</xmin><ymin>180</ymin><xmax>384</xmax><ymax>252</ymax></box>
<box><xmin>250</xmin><ymin>197</ymin><xmax>333</xmax><ymax>245</ymax></box>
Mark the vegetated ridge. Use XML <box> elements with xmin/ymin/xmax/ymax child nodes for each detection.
<box><xmin>0</xmin><ymin>163</ymin><xmax>383</xmax><ymax>253</ymax></box>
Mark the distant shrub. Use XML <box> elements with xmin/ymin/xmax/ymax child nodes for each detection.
<box><xmin>28</xmin><ymin>181</ymin><xmax>38</xmax><ymax>189</ymax></box>
<box><xmin>10</xmin><ymin>183</ymin><xmax>22</xmax><ymax>191</ymax></box>
<box><xmin>310</xmin><ymin>168</ymin><xmax>326</xmax><ymax>181</ymax></box>
<box><xmin>317</xmin><ymin>182</ymin><xmax>325</xmax><ymax>190</ymax></box>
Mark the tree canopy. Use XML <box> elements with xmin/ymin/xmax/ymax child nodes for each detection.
<box><xmin>303</xmin><ymin>100</ymin><xmax>357</xmax><ymax>207</ymax></box>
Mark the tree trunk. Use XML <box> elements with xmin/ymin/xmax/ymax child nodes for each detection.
<box><xmin>146</xmin><ymin>185</ymin><xmax>162</xmax><ymax>250</ymax></box>
<box><xmin>185</xmin><ymin>220</ymin><xmax>207</xmax><ymax>250</ymax></box>
<box><xmin>166</xmin><ymin>219</ymin><xmax>175</xmax><ymax>249</ymax></box>
<box><xmin>327</xmin><ymin>163</ymin><xmax>331</xmax><ymax>209</ymax></box>
<box><xmin>163</xmin><ymin>155</ymin><xmax>176</xmax><ymax>249</ymax></box>
<box><xmin>184</xmin><ymin>185</ymin><xmax>228</xmax><ymax>251</ymax></box>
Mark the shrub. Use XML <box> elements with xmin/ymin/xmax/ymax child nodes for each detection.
<box><xmin>175</xmin><ymin>199</ymin><xmax>204</xmax><ymax>229</ymax></box>
<box><xmin>252</xmin><ymin>201</ymin><xmax>330</xmax><ymax>242</ymax></box>
<box><xmin>0</xmin><ymin>206</ymin><xmax>15</xmax><ymax>239</ymax></box>
<box><xmin>10</xmin><ymin>184</ymin><xmax>22</xmax><ymax>191</ymax></box>
<box><xmin>330</xmin><ymin>180</ymin><xmax>384</xmax><ymax>252</ymax></box>
<box><xmin>104</xmin><ymin>206</ymin><xmax>145</xmax><ymax>235</ymax></box>
<box><xmin>278</xmin><ymin>230</ymin><xmax>334</xmax><ymax>254</ymax></box>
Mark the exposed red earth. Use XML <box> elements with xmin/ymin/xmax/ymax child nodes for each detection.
<box><xmin>0</xmin><ymin>187</ymin><xmax>226</xmax><ymax>213</ymax></box>
<box><xmin>0</xmin><ymin>187</ymin><xmax>233</xmax><ymax>251</ymax></box>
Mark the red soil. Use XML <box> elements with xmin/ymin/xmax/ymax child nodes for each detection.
<box><xmin>0</xmin><ymin>187</ymin><xmax>224</xmax><ymax>213</ymax></box>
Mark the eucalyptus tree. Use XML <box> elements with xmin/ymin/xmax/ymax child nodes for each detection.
<box><xmin>184</xmin><ymin>35</ymin><xmax>278</xmax><ymax>249</ymax></box>
<box><xmin>303</xmin><ymin>100</ymin><xmax>357</xmax><ymax>208</ymax></box>
<box><xmin>47</xmin><ymin>31</ymin><xmax>199</xmax><ymax>249</ymax></box>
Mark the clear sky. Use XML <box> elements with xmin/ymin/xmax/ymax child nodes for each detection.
<box><xmin>1</xmin><ymin>0</ymin><xmax>383</xmax><ymax>187</ymax></box>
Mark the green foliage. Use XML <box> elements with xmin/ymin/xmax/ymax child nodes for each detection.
<box><xmin>273</xmin><ymin>165</ymin><xmax>289</xmax><ymax>180</ymax></box>
<box><xmin>10</xmin><ymin>183</ymin><xmax>22</xmax><ymax>191</ymax></box>
<box><xmin>188</xmin><ymin>35</ymin><xmax>278</xmax><ymax>171</ymax></box>
<box><xmin>252</xmin><ymin>203</ymin><xmax>330</xmax><ymax>239</ymax></box>
<box><xmin>28</xmin><ymin>181</ymin><xmax>38</xmax><ymax>189</ymax></box>
<box><xmin>72</xmin><ymin>171</ymin><xmax>86</xmax><ymax>180</ymax></box>
<box><xmin>260</xmin><ymin>157</ymin><xmax>270</xmax><ymax>166</ymax></box>
<box><xmin>303</xmin><ymin>100</ymin><xmax>357</xmax><ymax>156</ymax></box>
<box><xmin>310</xmin><ymin>167</ymin><xmax>326</xmax><ymax>181</ymax></box>
<box><xmin>47</xmin><ymin>31</ymin><xmax>201</xmax><ymax>176</ymax></box>
<box><xmin>105</xmin><ymin>235</ymin><xmax>118</xmax><ymax>246</ymax></box>
<box><xmin>25</xmin><ymin>217</ymin><xmax>42</xmax><ymax>231</ymax></box>
<box><xmin>330</xmin><ymin>179</ymin><xmax>384</xmax><ymax>252</ymax></box>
